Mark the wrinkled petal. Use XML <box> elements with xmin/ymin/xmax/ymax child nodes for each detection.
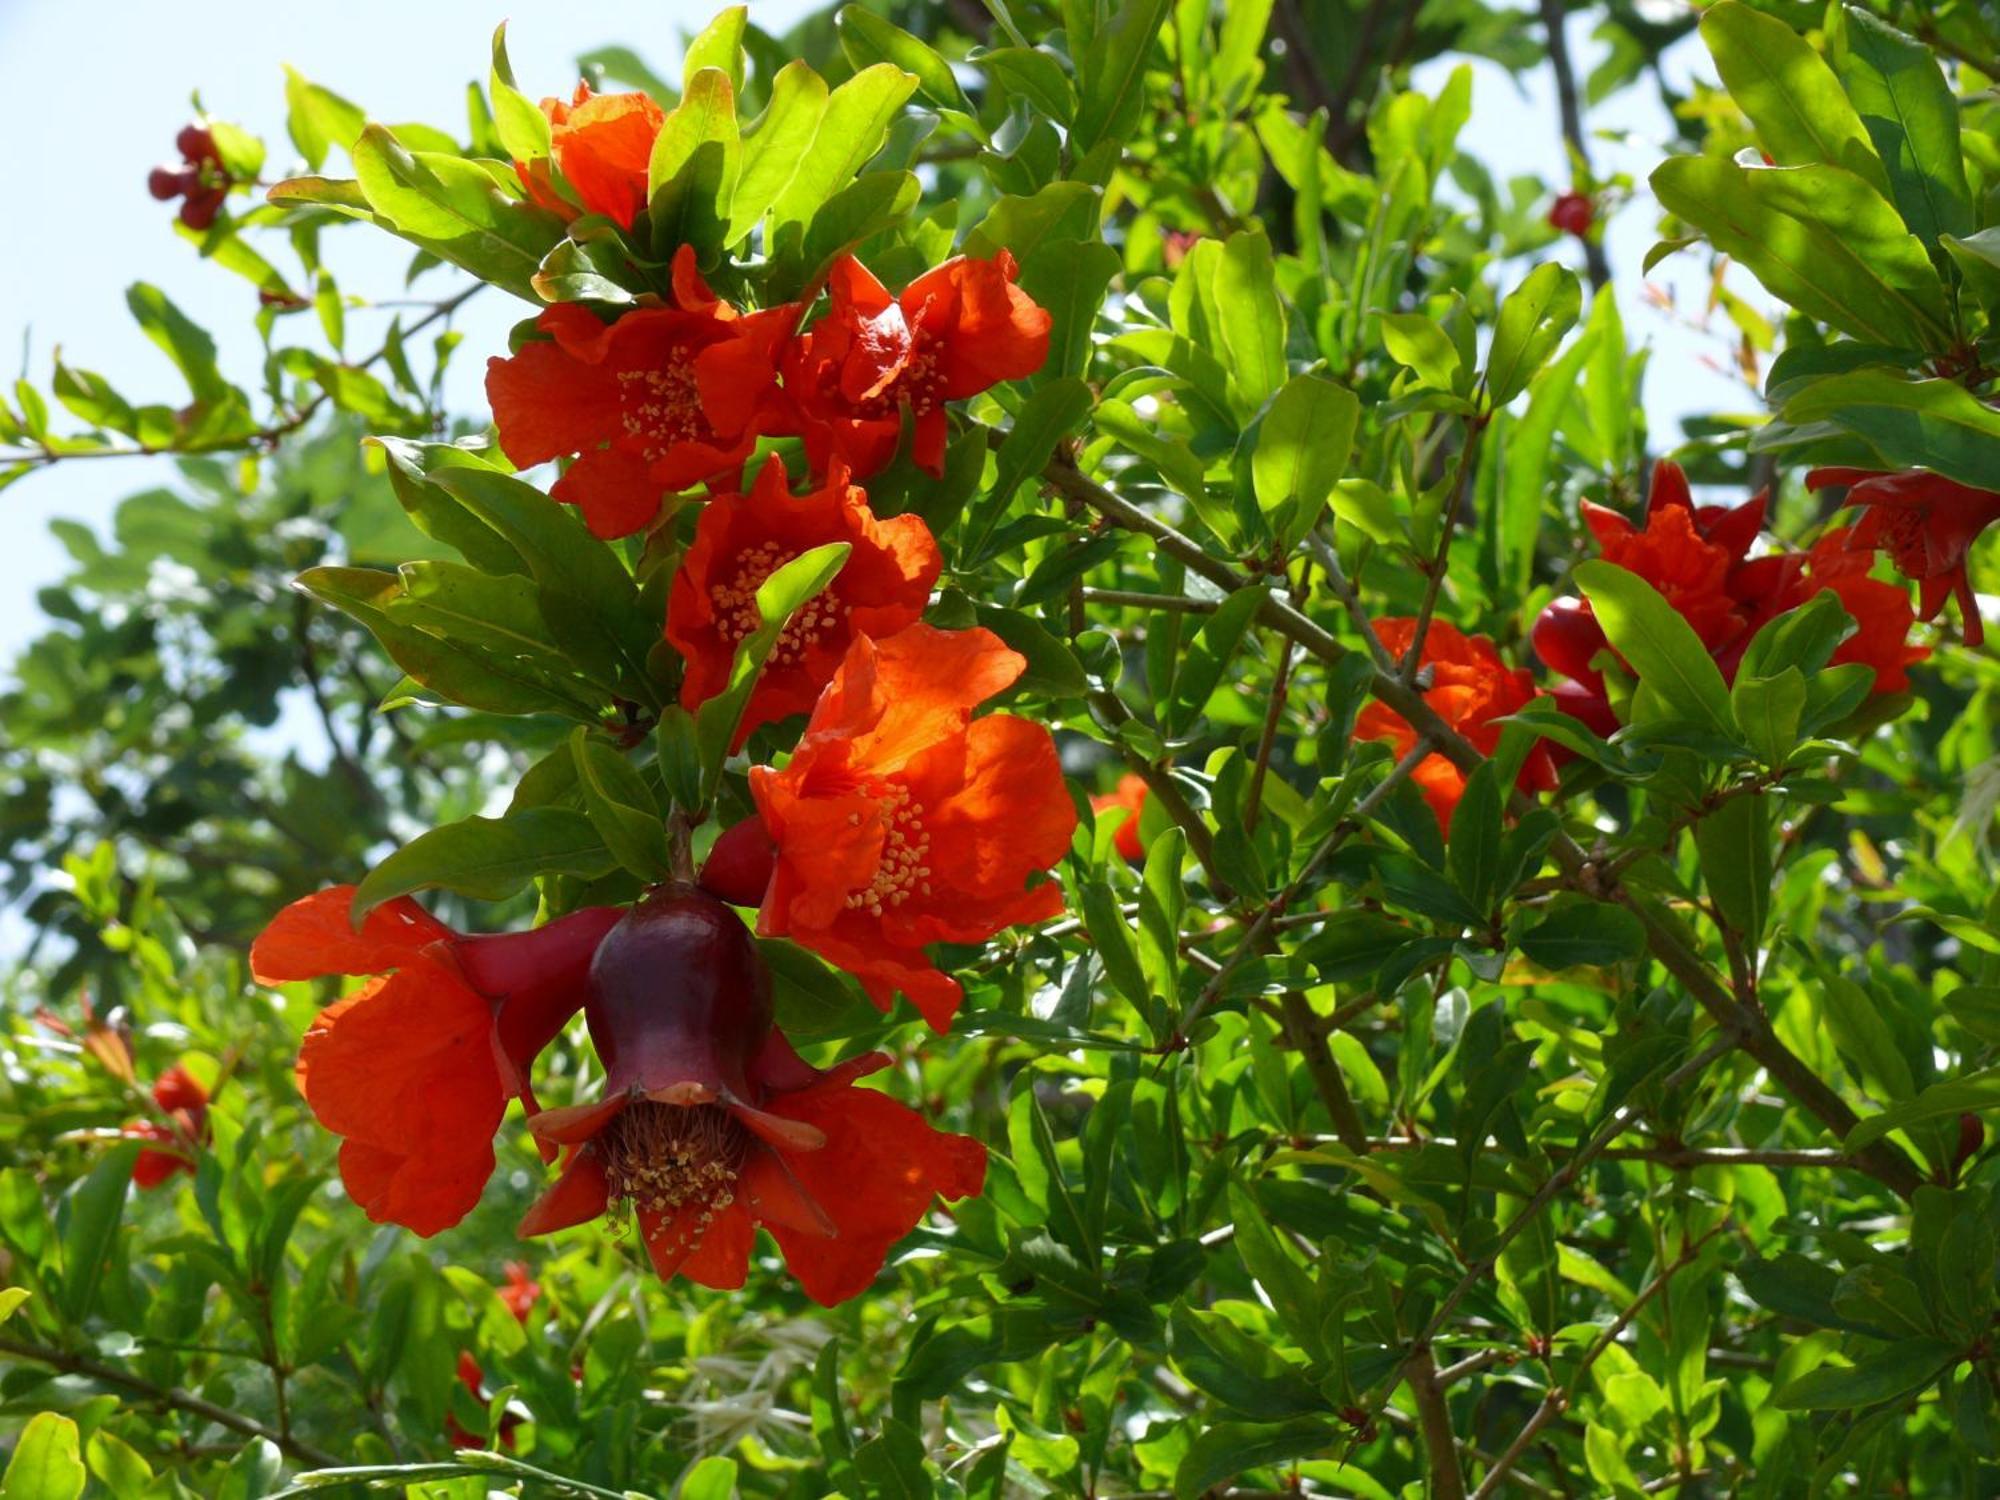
<box><xmin>552</xmin><ymin>446</ymin><xmax>666</xmax><ymax>539</ymax></box>
<box><xmin>765</xmin><ymin>1078</ymin><xmax>986</xmax><ymax>1307</ymax></box>
<box><xmin>251</xmin><ymin>887</ymin><xmax>451</xmax><ymax>983</ymax></box>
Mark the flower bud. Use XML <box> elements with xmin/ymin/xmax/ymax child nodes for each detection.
<box><xmin>1531</xmin><ymin>596</ymin><xmax>1608</xmax><ymax>686</ymax></box>
<box><xmin>698</xmin><ymin>815</ymin><xmax>777</xmax><ymax>907</ymax></box>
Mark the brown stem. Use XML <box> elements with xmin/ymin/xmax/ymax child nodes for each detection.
<box><xmin>1279</xmin><ymin>990</ymin><xmax>1371</xmax><ymax>1154</ymax></box>
<box><xmin>0</xmin><ymin>1333</ymin><xmax>337</xmax><ymax>1467</ymax></box>
<box><xmin>1405</xmin><ymin>1346</ymin><xmax>1467</xmax><ymax>1500</ymax></box>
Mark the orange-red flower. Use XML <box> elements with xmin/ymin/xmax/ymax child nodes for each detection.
<box><xmin>1355</xmin><ymin>619</ymin><xmax>1555</xmax><ymax>831</ymax></box>
<box><xmin>666</xmin><ymin>455</ymin><xmax>941</xmax><ymax>745</ymax></box>
<box><xmin>1091</xmin><ymin>773</ymin><xmax>1149</xmax><ymax>863</ymax></box>
<box><xmin>730</xmin><ymin>624</ymin><xmax>1075</xmax><ymax>1031</ymax></box>
<box><xmin>782</xmin><ymin>252</ymin><xmax>1051</xmax><ymax>479</ymax></box>
<box><xmin>1808</xmin><ymin>467</ymin><xmax>2000</xmax><ymax>647</ymax></box>
<box><xmin>252</xmin><ymin>889</ymin><xmax>622</xmax><ymax>1236</ymax></box>
<box><xmin>1772</xmin><ymin>531</ymin><xmax>1930</xmax><ymax>695</ymax></box>
<box><xmin>519</xmin><ymin>889</ymin><xmax>985</xmax><ymax>1306</ymax></box>
<box><xmin>486</xmin><ymin>245</ymin><xmax>796</xmax><ymax>539</ymax></box>
<box><xmin>1579</xmin><ymin>496</ymin><xmax>1747</xmax><ymax>652</ymax></box>
<box><xmin>125</xmin><ymin>1065</ymin><xmax>210</xmax><ymax>1190</ymax></box>
<box><xmin>497</xmin><ymin>1261</ymin><xmax>542</xmax><ymax>1323</ymax></box>
<box><xmin>515</xmin><ymin>82</ymin><xmax>664</xmax><ymax>231</ymax></box>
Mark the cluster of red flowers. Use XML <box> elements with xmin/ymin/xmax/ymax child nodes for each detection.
<box><xmin>235</xmin><ymin>78</ymin><xmax>1080</xmax><ymax>1314</ymax></box>
<box><xmin>486</xmin><ymin>83</ymin><xmax>1050</xmax><ymax>541</ymax></box>
<box><xmin>1533</xmin><ymin>460</ymin><xmax>1940</xmax><ymax>733</ymax></box>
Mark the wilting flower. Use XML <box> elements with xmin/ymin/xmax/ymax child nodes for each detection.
<box><xmin>1355</xmin><ymin>618</ymin><xmax>1555</xmax><ymax>831</ymax></box>
<box><xmin>782</xmin><ymin>252</ymin><xmax>1051</xmax><ymax>479</ymax></box>
<box><xmin>1808</xmin><ymin>467</ymin><xmax>2000</xmax><ymax>647</ymax></box>
<box><xmin>1091</xmin><ymin>773</ymin><xmax>1149</xmax><ymax>863</ymax></box>
<box><xmin>147</xmin><ymin>124</ymin><xmax>230</xmax><ymax>230</ymax></box>
<box><xmin>252</xmin><ymin>889</ymin><xmax>622</xmax><ymax>1235</ymax></box>
<box><xmin>519</xmin><ymin>888</ymin><xmax>985</xmax><ymax>1306</ymax></box>
<box><xmin>704</xmin><ymin>624</ymin><xmax>1075</xmax><ymax>1032</ymax></box>
<box><xmin>125</xmin><ymin>1065</ymin><xmax>210</xmax><ymax>1190</ymax></box>
<box><xmin>515</xmin><ymin>82</ymin><xmax>664</xmax><ymax>231</ymax></box>
<box><xmin>486</xmin><ymin>245</ymin><xmax>796</xmax><ymax>539</ymax></box>
<box><xmin>666</xmin><ymin>455</ymin><xmax>941</xmax><ymax>744</ymax></box>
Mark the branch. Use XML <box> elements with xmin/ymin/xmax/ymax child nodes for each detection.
<box><xmin>0</xmin><ymin>1333</ymin><xmax>338</xmax><ymax>1468</ymax></box>
<box><xmin>1539</xmin><ymin>0</ymin><xmax>1612</xmax><ymax>291</ymax></box>
<box><xmin>1405</xmin><ymin>1345</ymin><xmax>1467</xmax><ymax>1500</ymax></box>
<box><xmin>1279</xmin><ymin>989</ymin><xmax>1371</xmax><ymax>1155</ymax></box>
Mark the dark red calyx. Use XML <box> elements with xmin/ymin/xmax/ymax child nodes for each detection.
<box><xmin>1532</xmin><ymin>596</ymin><xmax>1608</xmax><ymax>685</ymax></box>
<box><xmin>147</xmin><ymin>166</ymin><xmax>188</xmax><ymax>200</ymax></box>
<box><xmin>1955</xmin><ymin>1112</ymin><xmax>1984</xmax><ymax>1171</ymax></box>
<box><xmin>455</xmin><ymin>904</ymin><xmax>625</xmax><ymax>1072</ymax></box>
<box><xmin>698</xmin><ymin>815</ymin><xmax>778</xmax><ymax>907</ymax></box>
<box><xmin>176</xmin><ymin>124</ymin><xmax>217</xmax><ymax>164</ymax></box>
<box><xmin>586</xmin><ymin>885</ymin><xmax>773</xmax><ymax>1103</ymax></box>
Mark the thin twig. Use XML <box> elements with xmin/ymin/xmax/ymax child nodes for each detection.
<box><xmin>0</xmin><ymin>1333</ymin><xmax>337</xmax><ymax>1467</ymax></box>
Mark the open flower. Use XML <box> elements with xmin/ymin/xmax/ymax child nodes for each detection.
<box><xmin>486</xmin><ymin>245</ymin><xmax>796</xmax><ymax>539</ymax></box>
<box><xmin>1355</xmin><ymin>619</ymin><xmax>1555</xmax><ymax>831</ymax></box>
<box><xmin>666</xmin><ymin>455</ymin><xmax>941</xmax><ymax>744</ymax></box>
<box><xmin>1808</xmin><ymin>467</ymin><xmax>2000</xmax><ymax>647</ymax></box>
<box><xmin>252</xmin><ymin>889</ymin><xmax>622</xmax><ymax>1236</ymax></box>
<box><xmin>519</xmin><ymin>888</ymin><xmax>985</xmax><ymax>1306</ymax></box>
<box><xmin>1772</xmin><ymin>531</ymin><xmax>1930</xmax><ymax>695</ymax></box>
<box><xmin>1091</xmin><ymin>773</ymin><xmax>1149</xmax><ymax>863</ymax></box>
<box><xmin>782</xmin><ymin>252</ymin><xmax>1051</xmax><ymax>478</ymax></box>
<box><xmin>125</xmin><ymin>1065</ymin><xmax>210</xmax><ymax>1189</ymax></box>
<box><xmin>723</xmin><ymin>624</ymin><xmax>1074</xmax><ymax>1031</ymax></box>
<box><xmin>515</xmin><ymin>82</ymin><xmax>664</xmax><ymax>231</ymax></box>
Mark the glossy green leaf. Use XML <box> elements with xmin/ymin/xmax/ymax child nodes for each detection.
<box><xmin>569</xmin><ymin>728</ymin><xmax>671</xmax><ymax>882</ymax></box>
<box><xmin>1834</xmin><ymin>6</ymin><xmax>1971</xmax><ymax>250</ymax></box>
<box><xmin>352</xmin><ymin>809</ymin><xmax>617</xmax><ymax>916</ymax></box>
<box><xmin>648</xmin><ymin>67</ymin><xmax>740</xmax><ymax>255</ymax></box>
<box><xmin>1485</xmin><ymin>263</ymin><xmax>1582</xmax><ymax>407</ymax></box>
<box><xmin>728</xmin><ymin>61</ymin><xmax>828</xmax><ymax>243</ymax></box>
<box><xmin>2</xmin><ymin>1413</ymin><xmax>86</xmax><ymax>1500</ymax></box>
<box><xmin>1699</xmin><ymin>1</ymin><xmax>1888</xmax><ymax>192</ymax></box>
<box><xmin>1573</xmin><ymin>560</ymin><xmax>1736</xmax><ymax>738</ymax></box>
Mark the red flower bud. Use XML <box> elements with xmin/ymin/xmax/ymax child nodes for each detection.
<box><xmin>1531</xmin><ymin>596</ymin><xmax>1608</xmax><ymax>687</ymax></box>
<box><xmin>699</xmin><ymin>815</ymin><xmax>778</xmax><ymax>908</ymax></box>
<box><xmin>1548</xmin><ymin>190</ymin><xmax>1594</xmax><ymax>236</ymax></box>
<box><xmin>147</xmin><ymin>166</ymin><xmax>189</xmax><ymax>200</ymax></box>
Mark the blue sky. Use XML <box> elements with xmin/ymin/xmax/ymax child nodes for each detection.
<box><xmin>0</xmin><ymin>0</ymin><xmax>1735</xmax><ymax>670</ymax></box>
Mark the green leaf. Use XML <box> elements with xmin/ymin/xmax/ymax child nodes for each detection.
<box><xmin>963</xmin><ymin>182</ymin><xmax>1102</xmax><ymax>263</ymax></box>
<box><xmin>1699</xmin><ymin>1</ymin><xmax>1888</xmax><ymax>192</ymax></box>
<box><xmin>770</xmin><ymin>63</ymin><xmax>917</xmax><ymax>230</ymax></box>
<box><xmin>1651</xmin><ymin>156</ymin><xmax>1951</xmax><ymax>349</ymax></box>
<box><xmin>352</xmin><ymin>809</ymin><xmax>617</xmax><ymax>916</ymax></box>
<box><xmin>647</xmin><ymin>68</ymin><xmax>740</xmax><ymax>256</ymax></box>
<box><xmin>1846</xmin><ymin>1067</ymin><xmax>2000</xmax><ymax>1151</ymax></box>
<box><xmin>728</xmin><ymin>61</ymin><xmax>828</xmax><ymax>244</ymax></box>
<box><xmin>1173</xmin><ymin>1419</ymin><xmax>1340</xmax><ymax>1500</ymax></box>
<box><xmin>1573</xmin><ymin>560</ymin><xmax>1736</xmax><ymax>739</ymax></box>
<box><xmin>1518</xmin><ymin>896</ymin><xmax>1646</xmax><ymax>970</ymax></box>
<box><xmin>569</xmin><ymin>729</ymin><xmax>671</xmax><ymax>882</ymax></box>
<box><xmin>1252</xmin><ymin>374</ymin><xmax>1359</xmax><ymax>550</ymax></box>
<box><xmin>1495</xmin><ymin>322</ymin><xmax>1600</xmax><ymax>598</ymax></box>
<box><xmin>979</xmin><ymin>47</ymin><xmax>1077</xmax><ymax>124</ymax></box>
<box><xmin>1779</xmin><ymin>371</ymin><xmax>2000</xmax><ymax>491</ymax></box>
<box><xmin>2</xmin><ymin>1413</ymin><xmax>86</xmax><ymax>1500</ymax></box>
<box><xmin>679</xmin><ymin>1456</ymin><xmax>738</xmax><ymax>1500</ymax></box>
<box><xmin>1379</xmin><ymin>313</ymin><xmax>1462</xmax><ymax>392</ymax></box>
<box><xmin>351</xmin><ymin>125</ymin><xmax>561</xmax><ymax>301</ymax></box>
<box><xmin>1485</xmin><ymin>263</ymin><xmax>1582</xmax><ymax>407</ymax></box>
<box><xmin>1213</xmin><ymin>227</ymin><xmax>1287</xmax><ymax>413</ymax></box>
<box><xmin>838</xmin><ymin>6</ymin><xmax>970</xmax><ymax>114</ymax></box>
<box><xmin>1079</xmin><ymin>877</ymin><xmax>1155</xmax><ymax>1036</ymax></box>
<box><xmin>284</xmin><ymin>66</ymin><xmax>367</xmax><ymax>172</ymax></box>
<box><xmin>683</xmin><ymin>6</ymin><xmax>748</xmax><ymax>92</ymax></box>
<box><xmin>1169</xmin><ymin>586</ymin><xmax>1264</xmax><ymax>736</ymax></box>
<box><xmin>125</xmin><ymin>284</ymin><xmax>229</xmax><ymax>405</ymax></box>
<box><xmin>1018</xmin><ymin>239</ymin><xmax>1119</xmax><ymax>384</ymax></box>
<box><xmin>693</xmin><ymin>543</ymin><xmax>850</xmax><ymax>795</ymax></box>
<box><xmin>1447</xmin><ymin>761</ymin><xmax>1505</xmax><ymax>915</ymax></box>
<box><xmin>1072</xmin><ymin>0</ymin><xmax>1170</xmax><ymax>159</ymax></box>
<box><xmin>1770</xmin><ymin>1338</ymin><xmax>1959</xmax><ymax>1410</ymax></box>
<box><xmin>488</xmin><ymin>24</ymin><xmax>551</xmax><ymax>164</ymax></box>
<box><xmin>1694</xmin><ymin>792</ymin><xmax>1772</xmax><ymax>941</ymax></box>
<box><xmin>1732</xmin><ymin>668</ymin><xmax>1807</xmax><ymax>770</ymax></box>
<box><xmin>56</xmin><ymin>1141</ymin><xmax>139</xmax><ymax>1324</ymax></box>
<box><xmin>1834</xmin><ymin>6</ymin><xmax>1972</xmax><ymax>250</ymax></box>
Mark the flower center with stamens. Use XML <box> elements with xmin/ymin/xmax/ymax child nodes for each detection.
<box><xmin>597</xmin><ymin>1102</ymin><xmax>748</xmax><ymax>1246</ymax></box>
<box><xmin>859</xmin><ymin>337</ymin><xmax>943</xmax><ymax>419</ymax></box>
<box><xmin>844</xmin><ymin>781</ymin><xmax>933</xmax><ymax>916</ymax></box>
<box><xmin>616</xmin><ymin>351</ymin><xmax>709</xmax><ymax>462</ymax></box>
<box><xmin>708</xmin><ymin>539</ymin><xmax>848</xmax><ymax>664</ymax></box>
<box><xmin>1872</xmin><ymin>508</ymin><xmax>1935</xmax><ymax>576</ymax></box>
